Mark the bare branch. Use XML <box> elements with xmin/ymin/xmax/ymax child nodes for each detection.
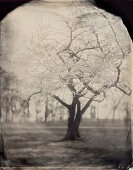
<box><xmin>93</xmin><ymin>91</ymin><xmax>106</xmax><ymax>102</ymax></box>
<box><xmin>76</xmin><ymin>74</ymin><xmax>98</xmax><ymax>95</ymax></box>
<box><xmin>115</xmin><ymin>62</ymin><xmax>122</xmax><ymax>84</ymax></box>
<box><xmin>27</xmin><ymin>89</ymin><xmax>42</xmax><ymax>102</ymax></box>
<box><xmin>60</xmin><ymin>20</ymin><xmax>73</xmax><ymax>52</ymax></box>
<box><xmin>72</xmin><ymin>30</ymin><xmax>87</xmax><ymax>41</ymax></box>
<box><xmin>100</xmin><ymin>13</ymin><xmax>125</xmax><ymax>58</ymax></box>
<box><xmin>52</xmin><ymin>95</ymin><xmax>70</xmax><ymax>109</ymax></box>
<box><xmin>91</xmin><ymin>26</ymin><xmax>103</xmax><ymax>52</ymax></box>
<box><xmin>81</xmin><ymin>95</ymin><xmax>96</xmax><ymax>115</ymax></box>
<box><xmin>74</xmin><ymin>46</ymin><xmax>99</xmax><ymax>56</ymax></box>
<box><xmin>115</xmin><ymin>86</ymin><xmax>132</xmax><ymax>96</ymax></box>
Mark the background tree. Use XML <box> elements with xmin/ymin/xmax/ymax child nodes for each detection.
<box><xmin>0</xmin><ymin>66</ymin><xmax>17</xmax><ymax>163</ymax></box>
<box><xmin>0</xmin><ymin>67</ymin><xmax>18</xmax><ymax>122</ymax></box>
<box><xmin>44</xmin><ymin>96</ymin><xmax>48</xmax><ymax>124</ymax></box>
<box><xmin>110</xmin><ymin>89</ymin><xmax>125</xmax><ymax>121</ymax></box>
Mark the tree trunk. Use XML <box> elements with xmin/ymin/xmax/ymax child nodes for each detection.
<box><xmin>53</xmin><ymin>92</ymin><xmax>94</xmax><ymax>141</ymax></box>
<box><xmin>74</xmin><ymin>111</ymin><xmax>82</xmax><ymax>138</ymax></box>
<box><xmin>25</xmin><ymin>101</ymin><xmax>30</xmax><ymax>123</ymax></box>
<box><xmin>24</xmin><ymin>113</ymin><xmax>26</xmax><ymax>123</ymax></box>
<box><xmin>0</xmin><ymin>134</ymin><xmax>7</xmax><ymax>165</ymax></box>
<box><xmin>44</xmin><ymin>98</ymin><xmax>48</xmax><ymax>124</ymax></box>
<box><xmin>65</xmin><ymin>109</ymin><xmax>76</xmax><ymax>140</ymax></box>
<box><xmin>11</xmin><ymin>112</ymin><xmax>13</xmax><ymax>123</ymax></box>
<box><xmin>64</xmin><ymin>98</ymin><xmax>82</xmax><ymax>140</ymax></box>
<box><xmin>36</xmin><ymin>112</ymin><xmax>38</xmax><ymax>123</ymax></box>
<box><xmin>0</xmin><ymin>109</ymin><xmax>7</xmax><ymax>165</ymax></box>
<box><xmin>65</xmin><ymin>112</ymin><xmax>82</xmax><ymax>140</ymax></box>
<box><xmin>5</xmin><ymin>109</ymin><xmax>9</xmax><ymax>123</ymax></box>
<box><xmin>112</xmin><ymin>108</ymin><xmax>116</xmax><ymax>122</ymax></box>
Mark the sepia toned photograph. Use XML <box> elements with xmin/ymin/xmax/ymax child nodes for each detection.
<box><xmin>0</xmin><ymin>0</ymin><xmax>133</xmax><ymax>169</ymax></box>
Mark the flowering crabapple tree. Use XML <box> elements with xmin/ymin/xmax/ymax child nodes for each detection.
<box><xmin>30</xmin><ymin>10</ymin><xmax>131</xmax><ymax>140</ymax></box>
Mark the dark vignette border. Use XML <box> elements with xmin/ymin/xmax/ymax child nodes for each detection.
<box><xmin>0</xmin><ymin>0</ymin><xmax>132</xmax><ymax>169</ymax></box>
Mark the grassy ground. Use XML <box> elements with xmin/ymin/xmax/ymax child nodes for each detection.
<box><xmin>2</xmin><ymin>123</ymin><xmax>131</xmax><ymax>168</ymax></box>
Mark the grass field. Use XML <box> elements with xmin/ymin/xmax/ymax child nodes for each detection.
<box><xmin>2</xmin><ymin>122</ymin><xmax>131</xmax><ymax>168</ymax></box>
